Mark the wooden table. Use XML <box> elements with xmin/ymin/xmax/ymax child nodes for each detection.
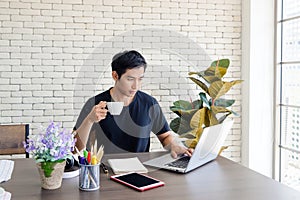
<box><xmin>1</xmin><ymin>152</ymin><xmax>300</xmax><ymax>200</ymax></box>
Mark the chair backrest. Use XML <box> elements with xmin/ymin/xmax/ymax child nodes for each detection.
<box><xmin>0</xmin><ymin>124</ymin><xmax>29</xmax><ymax>158</ymax></box>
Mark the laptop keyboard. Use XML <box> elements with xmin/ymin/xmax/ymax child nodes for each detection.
<box><xmin>165</xmin><ymin>156</ymin><xmax>190</xmax><ymax>169</ymax></box>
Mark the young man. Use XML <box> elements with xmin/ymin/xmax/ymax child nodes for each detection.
<box><xmin>74</xmin><ymin>50</ymin><xmax>192</xmax><ymax>158</ymax></box>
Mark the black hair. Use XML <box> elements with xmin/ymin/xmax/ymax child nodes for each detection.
<box><xmin>111</xmin><ymin>50</ymin><xmax>147</xmax><ymax>79</ymax></box>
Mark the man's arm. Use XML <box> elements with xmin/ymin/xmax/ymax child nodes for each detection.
<box><xmin>157</xmin><ymin>131</ymin><xmax>193</xmax><ymax>158</ymax></box>
<box><xmin>74</xmin><ymin>117</ymin><xmax>94</xmax><ymax>151</ymax></box>
<box><xmin>75</xmin><ymin>101</ymin><xmax>108</xmax><ymax>151</ymax></box>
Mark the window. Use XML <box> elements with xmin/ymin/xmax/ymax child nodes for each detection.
<box><xmin>276</xmin><ymin>0</ymin><xmax>300</xmax><ymax>191</ymax></box>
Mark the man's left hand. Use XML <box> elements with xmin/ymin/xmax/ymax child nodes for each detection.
<box><xmin>170</xmin><ymin>144</ymin><xmax>194</xmax><ymax>158</ymax></box>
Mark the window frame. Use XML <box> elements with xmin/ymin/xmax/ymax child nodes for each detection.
<box><xmin>275</xmin><ymin>0</ymin><xmax>300</xmax><ymax>190</ymax></box>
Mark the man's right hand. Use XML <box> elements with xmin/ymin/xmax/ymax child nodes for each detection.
<box><xmin>87</xmin><ymin>101</ymin><xmax>108</xmax><ymax>123</ymax></box>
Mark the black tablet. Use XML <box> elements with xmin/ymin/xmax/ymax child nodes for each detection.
<box><xmin>110</xmin><ymin>172</ymin><xmax>165</xmax><ymax>192</ymax></box>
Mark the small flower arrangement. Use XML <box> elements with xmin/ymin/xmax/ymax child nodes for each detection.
<box><xmin>24</xmin><ymin>121</ymin><xmax>76</xmax><ymax>163</ymax></box>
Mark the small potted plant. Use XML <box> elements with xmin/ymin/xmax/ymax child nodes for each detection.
<box><xmin>23</xmin><ymin>122</ymin><xmax>76</xmax><ymax>190</ymax></box>
<box><xmin>170</xmin><ymin>59</ymin><xmax>242</xmax><ymax>148</ymax></box>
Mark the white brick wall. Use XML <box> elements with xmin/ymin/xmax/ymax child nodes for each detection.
<box><xmin>0</xmin><ymin>0</ymin><xmax>242</xmax><ymax>162</ymax></box>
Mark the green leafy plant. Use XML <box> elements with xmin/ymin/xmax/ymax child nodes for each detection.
<box><xmin>170</xmin><ymin>59</ymin><xmax>242</xmax><ymax>148</ymax></box>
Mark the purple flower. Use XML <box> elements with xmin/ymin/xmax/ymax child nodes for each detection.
<box><xmin>23</xmin><ymin>122</ymin><xmax>76</xmax><ymax>162</ymax></box>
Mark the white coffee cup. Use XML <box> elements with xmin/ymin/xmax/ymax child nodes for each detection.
<box><xmin>106</xmin><ymin>102</ymin><xmax>124</xmax><ymax>115</ymax></box>
<box><xmin>0</xmin><ymin>187</ymin><xmax>5</xmax><ymax>198</ymax></box>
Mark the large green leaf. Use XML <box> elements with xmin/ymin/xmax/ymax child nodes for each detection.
<box><xmin>169</xmin><ymin>117</ymin><xmax>180</xmax><ymax>133</ymax></box>
<box><xmin>173</xmin><ymin>100</ymin><xmax>193</xmax><ymax>110</ymax></box>
<box><xmin>188</xmin><ymin>77</ymin><xmax>209</xmax><ymax>93</ymax></box>
<box><xmin>199</xmin><ymin>92</ymin><xmax>210</xmax><ymax>109</ymax></box>
<box><xmin>190</xmin><ymin>108</ymin><xmax>211</xmax><ymax>140</ymax></box>
<box><xmin>211</xmin><ymin>106</ymin><xmax>232</xmax><ymax>113</ymax></box>
<box><xmin>213</xmin><ymin>98</ymin><xmax>235</xmax><ymax>107</ymax></box>
<box><xmin>188</xmin><ymin>72</ymin><xmax>221</xmax><ymax>84</ymax></box>
<box><xmin>190</xmin><ymin>107</ymin><xmax>207</xmax><ymax>131</ymax></box>
<box><xmin>207</xmin><ymin>109</ymin><xmax>219</xmax><ymax>126</ymax></box>
<box><xmin>170</xmin><ymin>117</ymin><xmax>192</xmax><ymax>135</ymax></box>
<box><xmin>208</xmin><ymin>80</ymin><xmax>222</xmax><ymax>99</ymax></box>
<box><xmin>208</xmin><ymin>80</ymin><xmax>243</xmax><ymax>100</ymax></box>
<box><xmin>184</xmin><ymin>107</ymin><xmax>225</xmax><ymax>148</ymax></box>
<box><xmin>211</xmin><ymin>106</ymin><xmax>232</xmax><ymax>124</ymax></box>
<box><xmin>211</xmin><ymin>59</ymin><xmax>230</xmax><ymax>68</ymax></box>
<box><xmin>201</xmin><ymin>76</ymin><xmax>221</xmax><ymax>84</ymax></box>
<box><xmin>170</xmin><ymin>100</ymin><xmax>197</xmax><ymax>117</ymax></box>
<box><xmin>191</xmin><ymin>99</ymin><xmax>203</xmax><ymax>110</ymax></box>
<box><xmin>170</xmin><ymin>106</ymin><xmax>198</xmax><ymax>118</ymax></box>
<box><xmin>199</xmin><ymin>59</ymin><xmax>230</xmax><ymax>78</ymax></box>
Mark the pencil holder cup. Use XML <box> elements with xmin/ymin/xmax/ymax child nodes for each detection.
<box><xmin>79</xmin><ymin>163</ymin><xmax>100</xmax><ymax>191</ymax></box>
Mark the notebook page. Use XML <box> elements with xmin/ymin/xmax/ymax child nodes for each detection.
<box><xmin>108</xmin><ymin>157</ymin><xmax>148</xmax><ymax>174</ymax></box>
<box><xmin>0</xmin><ymin>160</ymin><xmax>14</xmax><ymax>183</ymax></box>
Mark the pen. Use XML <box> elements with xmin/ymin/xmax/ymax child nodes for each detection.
<box><xmin>101</xmin><ymin>163</ymin><xmax>108</xmax><ymax>174</ymax></box>
<box><xmin>78</xmin><ymin>156</ymin><xmax>85</xmax><ymax>165</ymax></box>
<box><xmin>83</xmin><ymin>150</ymin><xmax>88</xmax><ymax>158</ymax></box>
<box><xmin>87</xmin><ymin>151</ymin><xmax>91</xmax><ymax>164</ymax></box>
<box><xmin>91</xmin><ymin>155</ymin><xmax>97</xmax><ymax>165</ymax></box>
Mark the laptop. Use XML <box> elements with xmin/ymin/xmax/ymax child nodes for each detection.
<box><xmin>143</xmin><ymin>120</ymin><xmax>234</xmax><ymax>173</ymax></box>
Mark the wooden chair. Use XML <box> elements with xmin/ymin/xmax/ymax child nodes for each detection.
<box><xmin>0</xmin><ymin>124</ymin><xmax>29</xmax><ymax>158</ymax></box>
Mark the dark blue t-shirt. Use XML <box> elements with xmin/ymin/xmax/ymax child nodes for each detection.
<box><xmin>74</xmin><ymin>88</ymin><xmax>170</xmax><ymax>153</ymax></box>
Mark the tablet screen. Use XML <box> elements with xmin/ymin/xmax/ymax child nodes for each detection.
<box><xmin>115</xmin><ymin>173</ymin><xmax>159</xmax><ymax>187</ymax></box>
<box><xmin>111</xmin><ymin>172</ymin><xmax>164</xmax><ymax>191</ymax></box>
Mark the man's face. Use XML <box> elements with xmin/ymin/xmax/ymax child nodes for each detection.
<box><xmin>114</xmin><ymin>66</ymin><xmax>145</xmax><ymax>98</ymax></box>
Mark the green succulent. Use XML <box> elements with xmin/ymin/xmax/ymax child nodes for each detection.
<box><xmin>170</xmin><ymin>59</ymin><xmax>242</xmax><ymax>148</ymax></box>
